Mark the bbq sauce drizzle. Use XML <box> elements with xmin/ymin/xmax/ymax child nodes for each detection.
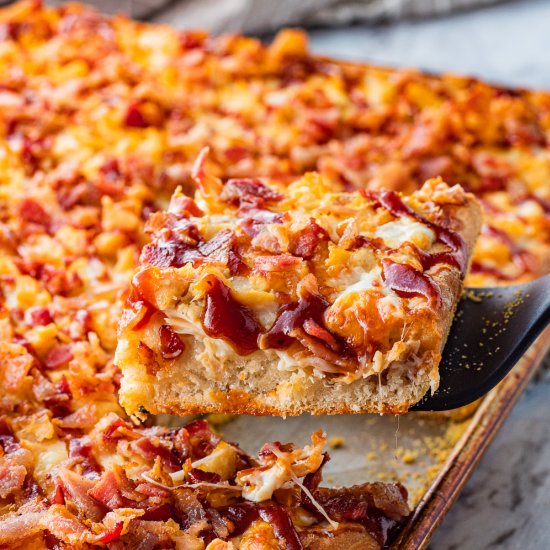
<box><xmin>378</xmin><ymin>191</ymin><xmax>468</xmax><ymax>273</ymax></box>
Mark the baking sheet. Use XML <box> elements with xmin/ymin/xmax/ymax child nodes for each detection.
<box><xmin>212</xmin><ymin>330</ymin><xmax>550</xmax><ymax>546</ymax></box>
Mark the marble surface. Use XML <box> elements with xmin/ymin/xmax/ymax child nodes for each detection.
<box><xmin>307</xmin><ymin>2</ymin><xmax>550</xmax><ymax>548</ymax></box>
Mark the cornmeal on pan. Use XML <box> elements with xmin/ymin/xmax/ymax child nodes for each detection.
<box><xmin>116</xmin><ymin>151</ymin><xmax>481</xmax><ymax>417</ymax></box>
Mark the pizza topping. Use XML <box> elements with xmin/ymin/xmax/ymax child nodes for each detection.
<box><xmin>121</xmin><ymin>291</ymin><xmax>156</xmax><ymax>332</ymax></box>
<box><xmin>239</xmin><ymin>207</ymin><xmax>284</xmax><ymax>238</ymax></box>
<box><xmin>382</xmin><ymin>259</ymin><xmax>441</xmax><ymax>306</ymax></box>
<box><xmin>44</xmin><ymin>345</ymin><xmax>73</xmax><ymax>369</ymax></box>
<box><xmin>202</xmin><ymin>275</ymin><xmax>262</xmax><ymax>355</ymax></box>
<box><xmin>379</xmin><ymin>190</ymin><xmax>468</xmax><ymax>273</ymax></box>
<box><xmin>260</xmin><ymin>287</ymin><xmax>330</xmax><ymax>351</ymax></box>
<box><xmin>159</xmin><ymin>325</ymin><xmax>185</xmax><ymax>359</ymax></box>
<box><xmin>289</xmin><ymin>219</ymin><xmax>329</xmax><ymax>259</ymax></box>
<box><xmin>237</xmin><ymin>431</ymin><xmax>326</xmax><ymax>502</ymax></box>
<box><xmin>18</xmin><ymin>198</ymin><xmax>52</xmax><ymax>229</ymax></box>
<box><xmin>57</xmin><ymin>469</ymin><xmax>105</xmax><ymax>522</ymax></box>
<box><xmin>303</xmin><ymin>484</ymin><xmax>409</xmax><ymax>546</ymax></box>
<box><xmin>25</xmin><ymin>307</ymin><xmax>53</xmax><ymax>327</ymax></box>
<box><xmin>220</xmin><ymin>178</ymin><xmax>285</xmax><ymax>207</ymax></box>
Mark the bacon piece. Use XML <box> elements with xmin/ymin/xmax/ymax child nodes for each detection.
<box><xmin>43</xmin><ymin>376</ymin><xmax>73</xmax><ymax>418</ymax></box>
<box><xmin>137</xmin><ymin>341</ymin><xmax>161</xmax><ymax>376</ymax></box>
<box><xmin>103</xmin><ymin>418</ymin><xmax>131</xmax><ymax>443</ymax></box>
<box><xmin>258</xmin><ymin>441</ymin><xmax>293</xmax><ymax>460</ymax></box>
<box><xmin>379</xmin><ymin>190</ymin><xmax>467</xmax><ymax>272</ymax></box>
<box><xmin>57</xmin><ymin>469</ymin><xmax>105</xmax><ymax>522</ymax></box>
<box><xmin>54</xmin><ymin>485</ymin><xmax>65</xmax><ymax>505</ymax></box>
<box><xmin>125</xmin><ymin>102</ymin><xmax>149</xmax><ymax>128</ymax></box>
<box><xmin>239</xmin><ymin>208</ymin><xmax>284</xmax><ymax>238</ymax></box>
<box><xmin>130</xmin><ymin>437</ymin><xmax>181</xmax><ymax>472</ymax></box>
<box><xmin>56</xmin><ymin>403</ymin><xmax>96</xmax><ymax>430</ymax></box>
<box><xmin>88</xmin><ymin>467</ymin><xmax>141</xmax><ymax>510</ymax></box>
<box><xmin>135</xmin><ymin>482</ymin><xmax>172</xmax><ymax>500</ymax></box>
<box><xmin>184</xmin><ymin>420</ymin><xmax>220</xmax><ymax>460</ymax></box>
<box><xmin>179</xmin><ymin>29</ymin><xmax>207</xmax><ymax>49</ymax></box>
<box><xmin>402</xmin><ymin>121</ymin><xmax>437</xmax><ymax>158</ymax></box>
<box><xmin>291</xmin><ymin>327</ymin><xmax>351</xmax><ymax>369</ymax></box>
<box><xmin>289</xmin><ymin>219</ymin><xmax>329</xmax><ymax>259</ymax></box>
<box><xmin>254</xmin><ymin>254</ymin><xmax>301</xmax><ymax>272</ymax></box>
<box><xmin>303</xmin><ymin>483</ymin><xmax>409</xmax><ymax>547</ymax></box>
<box><xmin>140</xmin><ymin>503</ymin><xmax>173</xmax><ymax>521</ymax></box>
<box><xmin>483</xmin><ymin>225</ymin><xmax>530</xmax><ymax>273</ymax></box>
<box><xmin>419</xmin><ymin>156</ymin><xmax>453</xmax><ymax>181</ymax></box>
<box><xmin>224</xmin><ymin>146</ymin><xmax>248</xmax><ymax>163</ymax></box>
<box><xmin>504</xmin><ymin>117</ymin><xmax>546</xmax><ymax>147</ymax></box>
<box><xmin>222</xmin><ymin>503</ymin><xmax>302</xmax><ymax>549</ymax></box>
<box><xmin>140</xmin><ymin>238</ymin><xmax>200</xmax><ymax>269</ymax></box>
<box><xmin>259</xmin><ymin>504</ymin><xmax>303</xmax><ymax>550</ymax></box>
<box><xmin>207</xmin><ymin>507</ymin><xmax>230</xmax><ymax>540</ymax></box>
<box><xmin>0</xmin><ymin>511</ymin><xmax>45</xmax><ymax>545</ymax></box>
<box><xmin>187</xmin><ymin>468</ymin><xmax>222</xmax><ymax>484</ymax></box>
<box><xmin>44</xmin><ymin>345</ymin><xmax>73</xmax><ymax>369</ymax></box>
<box><xmin>303</xmin><ymin>319</ymin><xmax>339</xmax><ymax>352</ymax></box>
<box><xmin>68</xmin><ymin>437</ymin><xmax>101</xmax><ymax>478</ymax></box>
<box><xmin>141</xmin><ymin>229</ymin><xmax>237</xmax><ymax>270</ymax></box>
<box><xmin>228</xmin><ymin>248</ymin><xmax>248</xmax><ymax>276</ymax></box>
<box><xmin>173</xmin><ymin>490</ymin><xmax>209</xmax><ymax>536</ymax></box>
<box><xmin>0</xmin><ymin>22</ymin><xmax>21</xmax><ymax>41</ymax></box>
<box><xmin>18</xmin><ymin>198</ymin><xmax>51</xmax><ymax>228</ymax></box>
<box><xmin>26</xmin><ymin>306</ymin><xmax>53</xmax><ymax>326</ymax></box>
<box><xmin>470</xmin><ymin>262</ymin><xmax>515</xmax><ymax>281</ymax></box>
<box><xmin>56</xmin><ymin>180</ymin><xmax>100</xmax><ymax>210</ymax></box>
<box><xmin>21</xmin><ymin>137</ymin><xmax>51</xmax><ymax>174</ymax></box>
<box><xmin>75</xmin><ymin>309</ymin><xmax>93</xmax><ymax>333</ymax></box>
<box><xmin>0</xmin><ymin>461</ymin><xmax>27</xmax><ymax>499</ymax></box>
<box><xmin>159</xmin><ymin>325</ymin><xmax>185</xmax><ymax>359</ymax></box>
<box><xmin>168</xmin><ymin>194</ymin><xmax>204</xmax><ymax>217</ymax></box>
<box><xmin>220</xmin><ymin>178</ymin><xmax>284</xmax><ymax>207</ymax></box>
<box><xmin>382</xmin><ymin>260</ymin><xmax>441</xmax><ymax>306</ymax></box>
<box><xmin>302</xmin><ymin>453</ymin><xmax>330</xmax><ymax>494</ymax></box>
<box><xmin>121</xmin><ymin>291</ymin><xmax>156</xmax><ymax>332</ymax></box>
<box><xmin>197</xmin><ymin>228</ymin><xmax>234</xmax><ymax>263</ymax></box>
<box><xmin>261</xmin><ymin>290</ymin><xmax>330</xmax><ymax>351</ymax></box>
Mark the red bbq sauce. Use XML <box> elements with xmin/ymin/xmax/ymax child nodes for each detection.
<box><xmin>159</xmin><ymin>325</ymin><xmax>185</xmax><ymax>359</ymax></box>
<box><xmin>261</xmin><ymin>291</ymin><xmax>332</xmax><ymax>350</ymax></box>
<box><xmin>201</xmin><ymin>275</ymin><xmax>261</xmax><ymax>355</ymax></box>
<box><xmin>378</xmin><ymin>191</ymin><xmax>468</xmax><ymax>273</ymax></box>
<box><xmin>222</xmin><ymin>503</ymin><xmax>303</xmax><ymax>550</ymax></box>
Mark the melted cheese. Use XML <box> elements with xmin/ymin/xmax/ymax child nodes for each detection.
<box><xmin>239</xmin><ymin>462</ymin><xmax>289</xmax><ymax>502</ymax></box>
<box><xmin>374</xmin><ymin>218</ymin><xmax>435</xmax><ymax>249</ymax></box>
<box><xmin>334</xmin><ymin>271</ymin><xmax>379</xmax><ymax>301</ymax></box>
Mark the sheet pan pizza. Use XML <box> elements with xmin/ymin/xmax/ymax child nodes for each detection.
<box><xmin>0</xmin><ymin>1</ymin><xmax>548</xmax><ymax>548</ymax></box>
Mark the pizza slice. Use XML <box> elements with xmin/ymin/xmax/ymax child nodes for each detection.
<box><xmin>116</xmin><ymin>149</ymin><xmax>481</xmax><ymax>417</ymax></box>
<box><xmin>0</xmin><ymin>417</ymin><xmax>409</xmax><ymax>549</ymax></box>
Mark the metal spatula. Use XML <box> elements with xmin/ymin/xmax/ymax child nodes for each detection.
<box><xmin>411</xmin><ymin>273</ymin><xmax>550</xmax><ymax>411</ymax></box>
